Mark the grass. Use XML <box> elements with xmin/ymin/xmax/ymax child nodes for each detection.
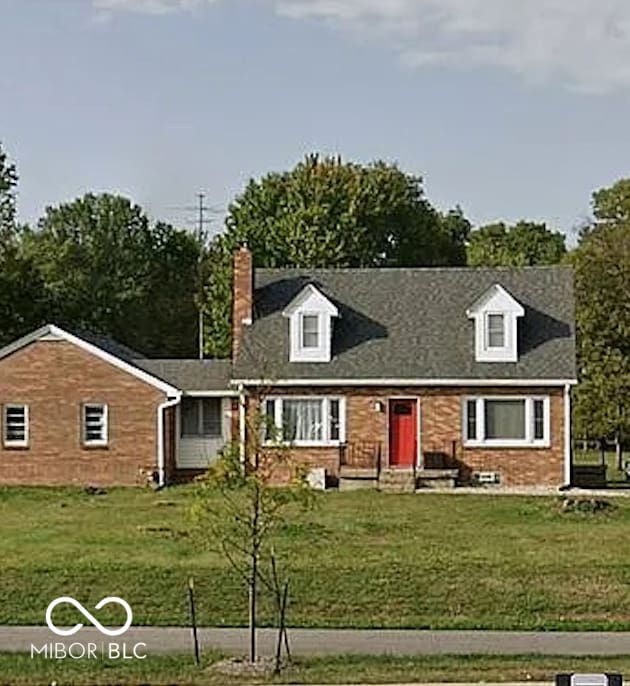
<box><xmin>3</xmin><ymin>486</ymin><xmax>630</xmax><ymax>630</ymax></box>
<box><xmin>2</xmin><ymin>652</ymin><xmax>630</xmax><ymax>685</ymax></box>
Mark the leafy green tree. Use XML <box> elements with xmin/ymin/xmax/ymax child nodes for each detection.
<box><xmin>0</xmin><ymin>143</ymin><xmax>48</xmax><ymax>345</ymax></box>
<box><xmin>572</xmin><ymin>180</ymin><xmax>630</xmax><ymax>459</ymax></box>
<box><xmin>467</xmin><ymin>221</ymin><xmax>566</xmax><ymax>267</ymax></box>
<box><xmin>203</xmin><ymin>154</ymin><xmax>469</xmax><ymax>356</ymax></box>
<box><xmin>0</xmin><ymin>143</ymin><xmax>19</xmax><ymax>239</ymax></box>
<box><xmin>27</xmin><ymin>193</ymin><xmax>200</xmax><ymax>356</ymax></box>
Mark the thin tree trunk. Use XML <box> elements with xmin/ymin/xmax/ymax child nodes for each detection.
<box><xmin>616</xmin><ymin>430</ymin><xmax>623</xmax><ymax>471</ymax></box>
<box><xmin>249</xmin><ymin>554</ymin><xmax>257</xmax><ymax>663</ymax></box>
<box><xmin>281</xmin><ymin>582</ymin><xmax>291</xmax><ymax>662</ymax></box>
<box><xmin>249</xmin><ymin>482</ymin><xmax>261</xmax><ymax>663</ymax></box>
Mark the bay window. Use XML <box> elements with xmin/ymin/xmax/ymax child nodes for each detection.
<box><xmin>463</xmin><ymin>396</ymin><xmax>549</xmax><ymax>447</ymax></box>
<box><xmin>264</xmin><ymin>397</ymin><xmax>345</xmax><ymax>445</ymax></box>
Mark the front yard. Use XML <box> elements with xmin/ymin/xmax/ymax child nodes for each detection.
<box><xmin>3</xmin><ymin>486</ymin><xmax>630</xmax><ymax>630</ymax></box>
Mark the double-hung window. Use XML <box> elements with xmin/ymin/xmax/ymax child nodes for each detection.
<box><xmin>264</xmin><ymin>397</ymin><xmax>344</xmax><ymax>446</ymax></box>
<box><xmin>3</xmin><ymin>404</ymin><xmax>29</xmax><ymax>448</ymax></box>
<box><xmin>300</xmin><ymin>314</ymin><xmax>320</xmax><ymax>350</ymax></box>
<box><xmin>463</xmin><ymin>396</ymin><xmax>549</xmax><ymax>447</ymax></box>
<box><xmin>83</xmin><ymin>404</ymin><xmax>108</xmax><ymax>446</ymax></box>
<box><xmin>486</xmin><ymin>313</ymin><xmax>506</xmax><ymax>348</ymax></box>
<box><xmin>181</xmin><ymin>398</ymin><xmax>222</xmax><ymax>438</ymax></box>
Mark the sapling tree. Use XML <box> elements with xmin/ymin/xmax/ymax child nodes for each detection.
<box><xmin>190</xmin><ymin>393</ymin><xmax>313</xmax><ymax>665</ymax></box>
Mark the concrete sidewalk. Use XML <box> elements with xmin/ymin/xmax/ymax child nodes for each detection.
<box><xmin>6</xmin><ymin>626</ymin><xmax>630</xmax><ymax>656</ymax></box>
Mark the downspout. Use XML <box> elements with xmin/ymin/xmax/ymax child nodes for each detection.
<box><xmin>157</xmin><ymin>393</ymin><xmax>182</xmax><ymax>488</ymax></box>
<box><xmin>238</xmin><ymin>383</ymin><xmax>246</xmax><ymax>469</ymax></box>
<box><xmin>563</xmin><ymin>383</ymin><xmax>572</xmax><ymax>488</ymax></box>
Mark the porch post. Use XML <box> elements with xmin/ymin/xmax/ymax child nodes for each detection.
<box><xmin>238</xmin><ymin>383</ymin><xmax>246</xmax><ymax>469</ymax></box>
<box><xmin>563</xmin><ymin>383</ymin><xmax>572</xmax><ymax>486</ymax></box>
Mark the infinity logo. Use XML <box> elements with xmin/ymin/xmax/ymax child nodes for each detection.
<box><xmin>45</xmin><ymin>597</ymin><xmax>133</xmax><ymax>637</ymax></box>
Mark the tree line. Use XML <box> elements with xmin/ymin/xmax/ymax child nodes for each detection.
<box><xmin>1</xmin><ymin>145</ymin><xmax>627</xmax><ymax>443</ymax></box>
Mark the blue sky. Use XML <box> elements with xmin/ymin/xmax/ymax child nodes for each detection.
<box><xmin>2</xmin><ymin>0</ymin><xmax>630</xmax><ymax>239</ymax></box>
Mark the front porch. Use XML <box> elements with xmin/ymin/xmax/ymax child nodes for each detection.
<box><xmin>337</xmin><ymin>440</ymin><xmax>460</xmax><ymax>492</ymax></box>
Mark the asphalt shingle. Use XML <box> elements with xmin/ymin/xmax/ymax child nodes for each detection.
<box><xmin>133</xmin><ymin>359</ymin><xmax>232</xmax><ymax>391</ymax></box>
<box><xmin>232</xmin><ymin>266</ymin><xmax>576</xmax><ymax>382</ymax></box>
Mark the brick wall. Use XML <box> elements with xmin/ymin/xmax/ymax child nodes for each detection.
<box><xmin>419</xmin><ymin>387</ymin><xmax>565</xmax><ymax>486</ymax></box>
<box><xmin>232</xmin><ymin>246</ymin><xmax>253</xmax><ymax>360</ymax></box>
<box><xmin>0</xmin><ymin>340</ymin><xmax>167</xmax><ymax>486</ymax></box>
<box><xmin>247</xmin><ymin>385</ymin><xmax>567</xmax><ymax>487</ymax></box>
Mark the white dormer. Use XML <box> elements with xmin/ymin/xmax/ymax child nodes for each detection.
<box><xmin>282</xmin><ymin>284</ymin><xmax>339</xmax><ymax>363</ymax></box>
<box><xmin>466</xmin><ymin>284</ymin><xmax>524</xmax><ymax>363</ymax></box>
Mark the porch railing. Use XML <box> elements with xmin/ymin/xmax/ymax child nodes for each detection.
<box><xmin>339</xmin><ymin>441</ymin><xmax>382</xmax><ymax>473</ymax></box>
<box><xmin>421</xmin><ymin>439</ymin><xmax>459</xmax><ymax>470</ymax></box>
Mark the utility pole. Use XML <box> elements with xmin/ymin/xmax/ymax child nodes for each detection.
<box><xmin>197</xmin><ymin>193</ymin><xmax>211</xmax><ymax>360</ymax></box>
<box><xmin>166</xmin><ymin>193</ymin><xmax>220</xmax><ymax>359</ymax></box>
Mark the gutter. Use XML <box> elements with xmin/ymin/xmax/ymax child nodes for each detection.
<box><xmin>230</xmin><ymin>377</ymin><xmax>578</xmax><ymax>388</ymax></box>
<box><xmin>157</xmin><ymin>393</ymin><xmax>182</xmax><ymax>488</ymax></box>
<box><xmin>563</xmin><ymin>382</ymin><xmax>572</xmax><ymax>488</ymax></box>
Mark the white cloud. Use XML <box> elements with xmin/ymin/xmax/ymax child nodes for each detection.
<box><xmin>93</xmin><ymin>0</ymin><xmax>206</xmax><ymax>15</ymax></box>
<box><xmin>92</xmin><ymin>0</ymin><xmax>630</xmax><ymax>93</ymax></box>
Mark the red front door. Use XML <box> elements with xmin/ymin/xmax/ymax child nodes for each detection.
<box><xmin>389</xmin><ymin>399</ymin><xmax>417</xmax><ymax>467</ymax></box>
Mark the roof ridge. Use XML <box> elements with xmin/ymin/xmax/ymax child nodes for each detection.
<box><xmin>255</xmin><ymin>265</ymin><xmax>572</xmax><ymax>274</ymax></box>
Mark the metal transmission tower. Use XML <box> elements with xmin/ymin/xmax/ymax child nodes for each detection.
<box><xmin>167</xmin><ymin>193</ymin><xmax>222</xmax><ymax>359</ymax></box>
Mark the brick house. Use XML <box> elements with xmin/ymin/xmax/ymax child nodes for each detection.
<box><xmin>0</xmin><ymin>247</ymin><xmax>576</xmax><ymax>489</ymax></box>
<box><xmin>231</xmin><ymin>247</ymin><xmax>576</xmax><ymax>489</ymax></box>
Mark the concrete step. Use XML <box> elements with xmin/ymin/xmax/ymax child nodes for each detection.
<box><xmin>378</xmin><ymin>469</ymin><xmax>416</xmax><ymax>493</ymax></box>
<box><xmin>339</xmin><ymin>477</ymin><xmax>378</xmax><ymax>491</ymax></box>
<box><xmin>416</xmin><ymin>468</ymin><xmax>459</xmax><ymax>490</ymax></box>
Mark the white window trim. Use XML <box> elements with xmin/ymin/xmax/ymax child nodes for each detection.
<box><xmin>485</xmin><ymin>312</ymin><xmax>506</xmax><ymax>349</ymax></box>
<box><xmin>82</xmin><ymin>403</ymin><xmax>109</xmax><ymax>447</ymax></box>
<box><xmin>264</xmin><ymin>396</ymin><xmax>346</xmax><ymax>447</ymax></box>
<box><xmin>474</xmin><ymin>311</ymin><xmax>519</xmax><ymax>362</ymax></box>
<box><xmin>299</xmin><ymin>312</ymin><xmax>322</xmax><ymax>351</ymax></box>
<box><xmin>289</xmin><ymin>311</ymin><xmax>331</xmax><ymax>363</ymax></box>
<box><xmin>462</xmin><ymin>395</ymin><xmax>550</xmax><ymax>448</ymax></box>
<box><xmin>283</xmin><ymin>284</ymin><xmax>339</xmax><ymax>363</ymax></box>
<box><xmin>3</xmin><ymin>404</ymin><xmax>29</xmax><ymax>448</ymax></box>
<box><xmin>180</xmin><ymin>397</ymin><xmax>223</xmax><ymax>439</ymax></box>
<box><xmin>467</xmin><ymin>284</ymin><xmax>524</xmax><ymax>363</ymax></box>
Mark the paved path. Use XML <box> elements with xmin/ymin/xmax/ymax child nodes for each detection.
<box><xmin>5</xmin><ymin>627</ymin><xmax>630</xmax><ymax>656</ymax></box>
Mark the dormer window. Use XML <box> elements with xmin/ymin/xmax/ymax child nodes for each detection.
<box><xmin>486</xmin><ymin>313</ymin><xmax>505</xmax><ymax>348</ymax></box>
<box><xmin>301</xmin><ymin>314</ymin><xmax>320</xmax><ymax>349</ymax></box>
<box><xmin>467</xmin><ymin>284</ymin><xmax>524</xmax><ymax>363</ymax></box>
<box><xmin>283</xmin><ymin>284</ymin><xmax>339</xmax><ymax>363</ymax></box>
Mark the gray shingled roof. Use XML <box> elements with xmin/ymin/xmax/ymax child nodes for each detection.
<box><xmin>133</xmin><ymin>359</ymin><xmax>233</xmax><ymax>392</ymax></box>
<box><xmin>232</xmin><ymin>266</ymin><xmax>576</xmax><ymax>382</ymax></box>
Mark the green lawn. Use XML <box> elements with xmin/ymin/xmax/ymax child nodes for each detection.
<box><xmin>3</xmin><ymin>486</ymin><xmax>630</xmax><ymax>630</ymax></box>
<box><xmin>3</xmin><ymin>652</ymin><xmax>630</xmax><ymax>685</ymax></box>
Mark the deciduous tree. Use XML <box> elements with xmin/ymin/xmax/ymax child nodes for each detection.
<box><xmin>0</xmin><ymin>143</ymin><xmax>48</xmax><ymax>345</ymax></box>
<box><xmin>203</xmin><ymin>154</ymin><xmax>470</xmax><ymax>356</ymax></box>
<box><xmin>572</xmin><ymin>179</ymin><xmax>630</xmax><ymax>463</ymax></box>
<box><xmin>27</xmin><ymin>193</ymin><xmax>200</xmax><ymax>356</ymax></box>
<box><xmin>190</xmin><ymin>397</ymin><xmax>312</xmax><ymax>665</ymax></box>
<box><xmin>467</xmin><ymin>221</ymin><xmax>566</xmax><ymax>267</ymax></box>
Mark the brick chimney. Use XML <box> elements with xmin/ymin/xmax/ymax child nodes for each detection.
<box><xmin>232</xmin><ymin>245</ymin><xmax>253</xmax><ymax>360</ymax></box>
